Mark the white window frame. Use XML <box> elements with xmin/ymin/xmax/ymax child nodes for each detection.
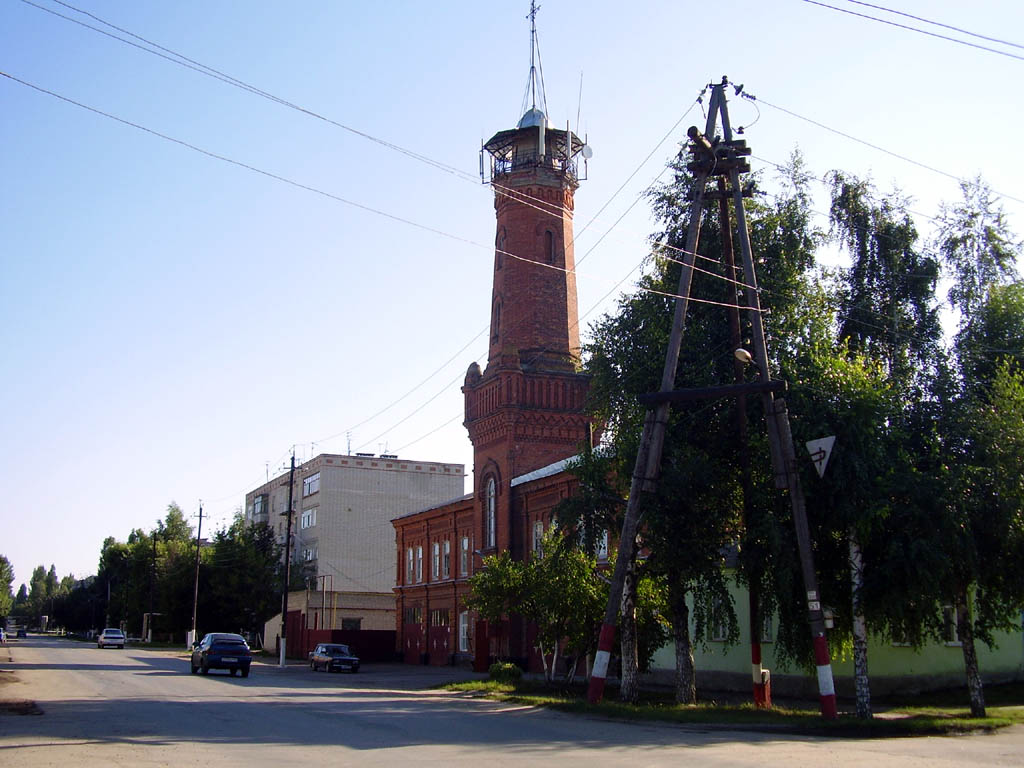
<box><xmin>596</xmin><ymin>529</ymin><xmax>609</xmax><ymax>560</ymax></box>
<box><xmin>300</xmin><ymin>507</ymin><xmax>317</xmax><ymax>529</ymax></box>
<box><xmin>942</xmin><ymin>605</ymin><xmax>961</xmax><ymax>645</ymax></box>
<box><xmin>302</xmin><ymin>472</ymin><xmax>320</xmax><ymax>497</ymax></box>
<box><xmin>485</xmin><ymin>478</ymin><xmax>496</xmax><ymax>549</ymax></box>
<box><xmin>460</xmin><ymin>535</ymin><xmax>469</xmax><ymax>576</ymax></box>
<box><xmin>533</xmin><ymin>521</ymin><xmax>544</xmax><ymax>557</ymax></box>
<box><xmin>442</xmin><ymin>540</ymin><xmax>451</xmax><ymax>579</ymax></box>
<box><xmin>710</xmin><ymin>598</ymin><xmax>727</xmax><ymax>642</ymax></box>
<box><xmin>406</xmin><ymin>547</ymin><xmax>414</xmax><ymax>584</ymax></box>
<box><xmin>432</xmin><ymin>542</ymin><xmax>440</xmax><ymax>581</ymax></box>
<box><xmin>459</xmin><ymin>611</ymin><xmax>470</xmax><ymax>652</ymax></box>
<box><xmin>415</xmin><ymin>546</ymin><xmax>423</xmax><ymax>583</ymax></box>
<box><xmin>303</xmin><ymin>547</ymin><xmax>317</xmax><ymax>562</ymax></box>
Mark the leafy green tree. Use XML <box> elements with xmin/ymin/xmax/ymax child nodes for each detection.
<box><xmin>935</xmin><ymin>281</ymin><xmax>1024</xmax><ymax>717</ymax></box>
<box><xmin>933</xmin><ymin>177</ymin><xmax>1020</xmax><ymax>322</ymax></box>
<box><xmin>464</xmin><ymin>530</ymin><xmax>607</xmax><ymax>685</ymax></box>
<box><xmin>197</xmin><ymin>514</ymin><xmax>281</xmax><ymax>637</ymax></box>
<box><xmin>0</xmin><ymin>556</ymin><xmax>14</xmax><ymax>618</ymax></box>
<box><xmin>827</xmin><ymin>171</ymin><xmax>942</xmax><ymax>392</ymax></box>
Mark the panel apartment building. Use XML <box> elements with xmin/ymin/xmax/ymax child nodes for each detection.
<box><xmin>246</xmin><ymin>453</ymin><xmax>464</xmax><ymax>639</ymax></box>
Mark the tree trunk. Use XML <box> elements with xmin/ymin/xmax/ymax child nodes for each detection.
<box><xmin>537</xmin><ymin>638</ymin><xmax>551</xmax><ymax>685</ymax></box>
<box><xmin>849</xmin><ymin>534</ymin><xmax>872</xmax><ymax>719</ymax></box>
<box><xmin>956</xmin><ymin>591</ymin><xmax>986</xmax><ymax>718</ymax></box>
<box><xmin>619</xmin><ymin>552</ymin><xmax>639</xmax><ymax>703</ymax></box>
<box><xmin>670</xmin><ymin>581</ymin><xmax>695</xmax><ymax>704</ymax></box>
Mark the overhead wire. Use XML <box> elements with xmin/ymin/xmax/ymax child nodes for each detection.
<box><xmin>744</xmin><ymin>91</ymin><xmax>1024</xmax><ymax>207</ymax></box>
<box><xmin>837</xmin><ymin>0</ymin><xmax>1023</xmax><ymax>49</ymax></box>
<box><xmin>798</xmin><ymin>0</ymin><xmax>1024</xmax><ymax>63</ymax></box>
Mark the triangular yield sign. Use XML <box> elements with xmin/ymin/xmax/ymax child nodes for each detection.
<box><xmin>806</xmin><ymin>436</ymin><xmax>836</xmax><ymax>478</ymax></box>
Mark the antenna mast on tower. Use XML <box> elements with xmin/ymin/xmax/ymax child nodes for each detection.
<box><xmin>522</xmin><ymin>1</ymin><xmax>549</xmax><ymax>119</ymax></box>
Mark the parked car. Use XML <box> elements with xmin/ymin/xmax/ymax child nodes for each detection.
<box><xmin>16</xmin><ymin>628</ymin><xmax>27</xmax><ymax>638</ymax></box>
<box><xmin>96</xmin><ymin>628</ymin><xmax>125</xmax><ymax>649</ymax></box>
<box><xmin>309</xmin><ymin>643</ymin><xmax>360</xmax><ymax>673</ymax></box>
<box><xmin>190</xmin><ymin>633</ymin><xmax>252</xmax><ymax>677</ymax></box>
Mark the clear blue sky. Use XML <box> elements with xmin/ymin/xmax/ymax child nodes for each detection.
<box><xmin>2</xmin><ymin>0</ymin><xmax>1022</xmax><ymax>590</ymax></box>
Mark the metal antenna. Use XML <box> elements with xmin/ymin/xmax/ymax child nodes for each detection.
<box><xmin>528</xmin><ymin>1</ymin><xmax>539</xmax><ymax>110</ymax></box>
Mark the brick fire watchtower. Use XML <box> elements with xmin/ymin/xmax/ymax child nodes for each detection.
<box><xmin>463</xmin><ymin>87</ymin><xmax>593</xmax><ymax>556</ymax></box>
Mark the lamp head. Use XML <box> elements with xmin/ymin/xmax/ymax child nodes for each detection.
<box><xmin>734</xmin><ymin>348</ymin><xmax>753</xmax><ymax>365</ymax></box>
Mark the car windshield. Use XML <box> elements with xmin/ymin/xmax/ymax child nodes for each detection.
<box><xmin>104</xmin><ymin>629</ymin><xmax>123</xmax><ymax>636</ymax></box>
<box><xmin>325</xmin><ymin>645</ymin><xmax>351</xmax><ymax>656</ymax></box>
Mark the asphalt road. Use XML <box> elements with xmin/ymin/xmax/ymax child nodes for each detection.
<box><xmin>2</xmin><ymin>635</ymin><xmax>1023</xmax><ymax>767</ymax></box>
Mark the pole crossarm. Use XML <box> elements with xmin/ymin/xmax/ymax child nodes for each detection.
<box><xmin>638</xmin><ymin>379</ymin><xmax>786</xmax><ymax>406</ymax></box>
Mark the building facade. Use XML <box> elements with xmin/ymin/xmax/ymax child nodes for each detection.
<box><xmin>248</xmin><ymin>452</ymin><xmax>464</xmax><ymax>643</ymax></box>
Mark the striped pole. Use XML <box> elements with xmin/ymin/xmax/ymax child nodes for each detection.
<box><xmin>587</xmin><ymin>623</ymin><xmax>616</xmax><ymax>703</ymax></box>
<box><xmin>814</xmin><ymin>633</ymin><xmax>837</xmax><ymax>718</ymax></box>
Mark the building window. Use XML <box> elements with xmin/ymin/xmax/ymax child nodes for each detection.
<box><xmin>545</xmin><ymin>229</ymin><xmax>555</xmax><ymax>263</ymax></box>
<box><xmin>341</xmin><ymin>618</ymin><xmax>361</xmax><ymax>631</ymax></box>
<box><xmin>415</xmin><ymin>546</ymin><xmax>423</xmax><ymax>583</ymax></box>
<box><xmin>533</xmin><ymin>521</ymin><xmax>544</xmax><ymax>557</ymax></box>
<box><xmin>442</xmin><ymin>540</ymin><xmax>451</xmax><ymax>579</ymax></box>
<box><xmin>302</xmin><ymin>547</ymin><xmax>317</xmax><ymax>562</ymax></box>
<box><xmin>430</xmin><ymin>609</ymin><xmax>449</xmax><ymax>627</ymax></box>
<box><xmin>300</xmin><ymin>507</ymin><xmax>317</xmax><ymax>529</ymax></box>
<box><xmin>942</xmin><ymin>605</ymin><xmax>961</xmax><ymax>645</ymax></box>
<box><xmin>459</xmin><ymin>611</ymin><xmax>470</xmax><ymax>652</ymax></box>
<box><xmin>710</xmin><ymin>598</ymin><xmax>727</xmax><ymax>642</ymax></box>
<box><xmin>406</xmin><ymin>547</ymin><xmax>414</xmax><ymax>584</ymax></box>
<box><xmin>485</xmin><ymin>478</ymin><xmax>496</xmax><ymax>549</ymax></box>
<box><xmin>495</xmin><ymin>226</ymin><xmax>506</xmax><ymax>269</ymax></box>
<box><xmin>404</xmin><ymin>606</ymin><xmax>422</xmax><ymax>626</ymax></box>
<box><xmin>460</xmin><ymin>536</ymin><xmax>469</xmax><ymax>576</ymax></box>
<box><xmin>761</xmin><ymin>614</ymin><xmax>774</xmax><ymax>643</ymax></box>
<box><xmin>302</xmin><ymin>472</ymin><xmax>320</xmax><ymax>497</ymax></box>
<box><xmin>253</xmin><ymin>494</ymin><xmax>267</xmax><ymax>517</ymax></box>
<box><xmin>491</xmin><ymin>300</ymin><xmax>501</xmax><ymax>342</ymax></box>
<box><xmin>596</xmin><ymin>529</ymin><xmax>609</xmax><ymax>560</ymax></box>
<box><xmin>432</xmin><ymin>542</ymin><xmax>440</xmax><ymax>581</ymax></box>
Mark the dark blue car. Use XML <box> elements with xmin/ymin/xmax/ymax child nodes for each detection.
<box><xmin>190</xmin><ymin>633</ymin><xmax>252</xmax><ymax>677</ymax></box>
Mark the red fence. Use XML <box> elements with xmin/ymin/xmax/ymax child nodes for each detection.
<box><xmin>278</xmin><ymin>611</ymin><xmax>397</xmax><ymax>662</ymax></box>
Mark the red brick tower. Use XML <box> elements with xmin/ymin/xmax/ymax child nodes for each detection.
<box><xmin>463</xmin><ymin>26</ymin><xmax>592</xmax><ymax>561</ymax></box>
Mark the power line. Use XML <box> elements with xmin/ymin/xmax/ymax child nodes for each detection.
<box><xmin>837</xmin><ymin>0</ymin><xmax>1023</xmax><ymax>50</ymax></box>
<box><xmin>798</xmin><ymin>0</ymin><xmax>1024</xmax><ymax>63</ymax></box>
<box><xmin>745</xmin><ymin>92</ymin><xmax>1024</xmax><ymax>206</ymax></box>
<box><xmin>21</xmin><ymin>0</ymin><xmax>479</xmax><ymax>183</ymax></box>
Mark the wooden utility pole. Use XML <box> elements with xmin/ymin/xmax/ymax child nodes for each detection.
<box><xmin>586</xmin><ymin>84</ymin><xmax>718</xmax><ymax>705</ymax></box>
<box><xmin>279</xmin><ymin>452</ymin><xmax>296</xmax><ymax>667</ymax></box>
<box><xmin>587</xmin><ymin>77</ymin><xmax>837</xmax><ymax>719</ymax></box>
<box><xmin>189</xmin><ymin>502</ymin><xmax>203</xmax><ymax>647</ymax></box>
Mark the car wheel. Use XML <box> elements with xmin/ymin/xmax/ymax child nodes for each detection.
<box><xmin>201</xmin><ymin>661</ymin><xmax>209</xmax><ymax>675</ymax></box>
<box><xmin>310</xmin><ymin>661</ymin><xmax>315</xmax><ymax>670</ymax></box>
<box><xmin>241</xmin><ymin>668</ymin><xmax>250</xmax><ymax>678</ymax></box>
<box><xmin>190</xmin><ymin>662</ymin><xmax>198</xmax><ymax>674</ymax></box>
<box><xmin>230</xmin><ymin>668</ymin><xmax>237</xmax><ymax>677</ymax></box>
<box><xmin>118</xmin><ymin>645</ymin><xmax>124</xmax><ymax>649</ymax></box>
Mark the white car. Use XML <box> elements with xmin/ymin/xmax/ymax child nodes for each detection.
<box><xmin>97</xmin><ymin>628</ymin><xmax>125</xmax><ymax>649</ymax></box>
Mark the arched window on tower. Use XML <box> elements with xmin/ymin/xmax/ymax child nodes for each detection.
<box><xmin>485</xmin><ymin>477</ymin><xmax>496</xmax><ymax>549</ymax></box>
<box><xmin>495</xmin><ymin>227</ymin><xmax>506</xmax><ymax>269</ymax></box>
<box><xmin>544</xmin><ymin>230</ymin><xmax>555</xmax><ymax>263</ymax></box>
<box><xmin>491</xmin><ymin>300</ymin><xmax>501</xmax><ymax>342</ymax></box>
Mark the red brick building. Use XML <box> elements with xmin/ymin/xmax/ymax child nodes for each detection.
<box><xmin>392</xmin><ymin>96</ymin><xmax>594</xmax><ymax>668</ymax></box>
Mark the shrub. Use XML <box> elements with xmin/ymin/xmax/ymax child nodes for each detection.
<box><xmin>489</xmin><ymin>661</ymin><xmax>523</xmax><ymax>683</ymax></box>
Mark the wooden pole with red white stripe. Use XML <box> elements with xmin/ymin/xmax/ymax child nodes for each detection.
<box><xmin>586</xmin><ymin>86</ymin><xmax>720</xmax><ymax>705</ymax></box>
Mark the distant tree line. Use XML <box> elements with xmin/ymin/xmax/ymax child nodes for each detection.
<box><xmin>1</xmin><ymin>504</ymin><xmax>286</xmax><ymax>644</ymax></box>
